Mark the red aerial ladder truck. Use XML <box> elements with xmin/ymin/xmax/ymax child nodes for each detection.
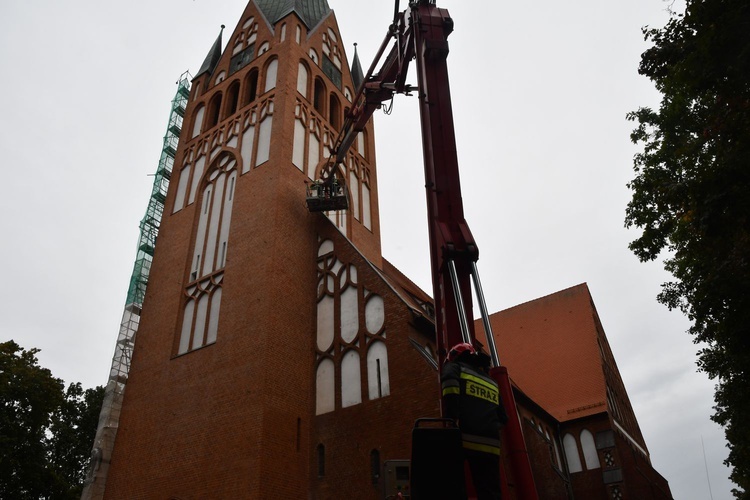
<box><xmin>308</xmin><ymin>1</ymin><xmax>539</xmax><ymax>498</ymax></box>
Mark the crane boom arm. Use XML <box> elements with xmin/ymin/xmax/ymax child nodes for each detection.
<box><xmin>327</xmin><ymin>2</ymin><xmax>539</xmax><ymax>498</ymax></box>
<box><xmin>331</xmin><ymin>2</ymin><xmax>475</xmax><ymax>361</ymax></box>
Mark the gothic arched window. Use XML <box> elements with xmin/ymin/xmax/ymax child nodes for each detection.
<box><xmin>178</xmin><ymin>153</ymin><xmax>237</xmax><ymax>355</ymax></box>
<box><xmin>341</xmin><ymin>350</ymin><xmax>362</xmax><ymax>407</ymax></box>
<box><xmin>205</xmin><ymin>92</ymin><xmax>223</xmax><ymax>130</ymax></box>
<box><xmin>242</xmin><ymin>69</ymin><xmax>259</xmax><ymax>107</ymax></box>
<box><xmin>314</xmin><ymin>78</ymin><xmax>326</xmax><ymax>117</ymax></box>
<box><xmin>367</xmin><ymin>341</ymin><xmax>389</xmax><ymax>399</ymax></box>
<box><xmin>191</xmin><ymin>105</ymin><xmax>205</xmax><ymax>139</ymax></box>
<box><xmin>224</xmin><ymin>80</ymin><xmax>240</xmax><ymax>118</ymax></box>
<box><xmin>563</xmin><ymin>433</ymin><xmax>583</xmax><ymax>473</ymax></box>
<box><xmin>297</xmin><ymin>62</ymin><xmax>309</xmax><ymax>98</ymax></box>
<box><xmin>329</xmin><ymin>94</ymin><xmax>341</xmax><ymax>130</ymax></box>
<box><xmin>580</xmin><ymin>429</ymin><xmax>601</xmax><ymax>470</ymax></box>
<box><xmin>263</xmin><ymin>58</ymin><xmax>278</xmax><ymax>93</ymax></box>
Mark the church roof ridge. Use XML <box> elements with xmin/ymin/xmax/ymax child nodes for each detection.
<box><xmin>254</xmin><ymin>0</ymin><xmax>331</xmax><ymax>29</ymax></box>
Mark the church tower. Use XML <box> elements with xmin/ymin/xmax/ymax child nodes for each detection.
<box><xmin>95</xmin><ymin>1</ymin><xmax>442</xmax><ymax>498</ymax></box>
<box><xmin>86</xmin><ymin>2</ymin><xmax>678</xmax><ymax>499</ymax></box>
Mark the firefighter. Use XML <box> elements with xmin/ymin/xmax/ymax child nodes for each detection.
<box><xmin>441</xmin><ymin>343</ymin><xmax>508</xmax><ymax>500</ymax></box>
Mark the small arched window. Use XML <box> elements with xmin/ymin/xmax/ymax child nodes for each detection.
<box><xmin>224</xmin><ymin>80</ymin><xmax>240</xmax><ymax>118</ymax></box>
<box><xmin>563</xmin><ymin>433</ymin><xmax>583</xmax><ymax>473</ymax></box>
<box><xmin>370</xmin><ymin>450</ymin><xmax>381</xmax><ymax>485</ymax></box>
<box><xmin>317</xmin><ymin>444</ymin><xmax>325</xmax><ymax>477</ymax></box>
<box><xmin>341</xmin><ymin>350</ymin><xmax>362</xmax><ymax>408</ymax></box>
<box><xmin>264</xmin><ymin>58</ymin><xmax>278</xmax><ymax>93</ymax></box>
<box><xmin>357</xmin><ymin>130</ymin><xmax>367</xmax><ymax>158</ymax></box>
<box><xmin>314</xmin><ymin>79</ymin><xmax>326</xmax><ymax>116</ymax></box>
<box><xmin>580</xmin><ymin>429</ymin><xmax>601</xmax><ymax>470</ymax></box>
<box><xmin>367</xmin><ymin>341</ymin><xmax>389</xmax><ymax>399</ymax></box>
<box><xmin>205</xmin><ymin>92</ymin><xmax>223</xmax><ymax>130</ymax></box>
<box><xmin>242</xmin><ymin>69</ymin><xmax>259</xmax><ymax>107</ymax></box>
<box><xmin>191</xmin><ymin>105</ymin><xmax>205</xmax><ymax>139</ymax></box>
<box><xmin>297</xmin><ymin>62</ymin><xmax>309</xmax><ymax>98</ymax></box>
<box><xmin>315</xmin><ymin>358</ymin><xmax>335</xmax><ymax>415</ymax></box>
<box><xmin>329</xmin><ymin>94</ymin><xmax>341</xmax><ymax>130</ymax></box>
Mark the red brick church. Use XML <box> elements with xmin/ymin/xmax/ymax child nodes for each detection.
<box><xmin>83</xmin><ymin>1</ymin><xmax>673</xmax><ymax>498</ymax></box>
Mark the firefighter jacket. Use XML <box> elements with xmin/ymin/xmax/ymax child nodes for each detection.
<box><xmin>441</xmin><ymin>360</ymin><xmax>509</xmax><ymax>455</ymax></box>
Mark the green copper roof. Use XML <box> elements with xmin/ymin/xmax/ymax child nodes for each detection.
<box><xmin>255</xmin><ymin>0</ymin><xmax>331</xmax><ymax>29</ymax></box>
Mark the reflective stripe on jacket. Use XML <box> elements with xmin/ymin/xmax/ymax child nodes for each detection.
<box><xmin>441</xmin><ymin>360</ymin><xmax>507</xmax><ymax>453</ymax></box>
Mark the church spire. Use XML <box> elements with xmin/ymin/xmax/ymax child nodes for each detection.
<box><xmin>351</xmin><ymin>42</ymin><xmax>364</xmax><ymax>91</ymax></box>
<box><xmin>194</xmin><ymin>25</ymin><xmax>225</xmax><ymax>79</ymax></box>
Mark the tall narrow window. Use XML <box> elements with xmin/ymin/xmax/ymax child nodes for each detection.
<box><xmin>563</xmin><ymin>433</ymin><xmax>583</xmax><ymax>473</ymax></box>
<box><xmin>264</xmin><ymin>58</ymin><xmax>278</xmax><ymax>93</ymax></box>
<box><xmin>370</xmin><ymin>450</ymin><xmax>381</xmax><ymax>485</ymax></box>
<box><xmin>329</xmin><ymin>94</ymin><xmax>341</xmax><ymax>130</ymax></box>
<box><xmin>178</xmin><ymin>154</ymin><xmax>238</xmax><ymax>355</ymax></box>
<box><xmin>315</xmin><ymin>358</ymin><xmax>335</xmax><ymax>415</ymax></box>
<box><xmin>362</xmin><ymin>183</ymin><xmax>372</xmax><ymax>230</ymax></box>
<box><xmin>357</xmin><ymin>130</ymin><xmax>367</xmax><ymax>158</ymax></box>
<box><xmin>242</xmin><ymin>69</ymin><xmax>259</xmax><ymax>107</ymax></box>
<box><xmin>224</xmin><ymin>80</ymin><xmax>240</xmax><ymax>118</ymax></box>
<box><xmin>191</xmin><ymin>105</ymin><xmax>205</xmax><ymax>138</ymax></box>
<box><xmin>349</xmin><ymin>170</ymin><xmax>360</xmax><ymax>220</ymax></box>
<box><xmin>205</xmin><ymin>93</ymin><xmax>222</xmax><ymax>130</ymax></box>
<box><xmin>297</xmin><ymin>62</ymin><xmax>309</xmax><ymax>98</ymax></box>
<box><xmin>341</xmin><ymin>350</ymin><xmax>362</xmax><ymax>408</ymax></box>
<box><xmin>173</xmin><ymin>163</ymin><xmax>192</xmax><ymax>213</ymax></box>
<box><xmin>296</xmin><ymin>418</ymin><xmax>301</xmax><ymax>451</ymax></box>
<box><xmin>580</xmin><ymin>429</ymin><xmax>601</xmax><ymax>470</ymax></box>
<box><xmin>317</xmin><ymin>444</ymin><xmax>325</xmax><ymax>477</ymax></box>
<box><xmin>367</xmin><ymin>341</ymin><xmax>389</xmax><ymax>399</ymax></box>
<box><xmin>314</xmin><ymin>79</ymin><xmax>326</xmax><ymax>116</ymax></box>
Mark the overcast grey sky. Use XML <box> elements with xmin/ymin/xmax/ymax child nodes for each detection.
<box><xmin>0</xmin><ymin>0</ymin><xmax>735</xmax><ymax>498</ymax></box>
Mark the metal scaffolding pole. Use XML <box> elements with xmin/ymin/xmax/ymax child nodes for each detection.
<box><xmin>81</xmin><ymin>72</ymin><xmax>191</xmax><ymax>500</ymax></box>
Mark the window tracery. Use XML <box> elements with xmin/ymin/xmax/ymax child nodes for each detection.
<box><xmin>315</xmin><ymin>239</ymin><xmax>389</xmax><ymax>415</ymax></box>
<box><xmin>177</xmin><ymin>153</ymin><xmax>237</xmax><ymax>355</ymax></box>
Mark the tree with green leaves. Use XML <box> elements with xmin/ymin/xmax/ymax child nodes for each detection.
<box><xmin>48</xmin><ymin>383</ymin><xmax>105</xmax><ymax>499</ymax></box>
<box><xmin>0</xmin><ymin>341</ymin><xmax>104</xmax><ymax>499</ymax></box>
<box><xmin>625</xmin><ymin>0</ymin><xmax>750</xmax><ymax>497</ymax></box>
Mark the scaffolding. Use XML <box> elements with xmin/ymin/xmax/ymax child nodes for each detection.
<box><xmin>81</xmin><ymin>72</ymin><xmax>191</xmax><ymax>500</ymax></box>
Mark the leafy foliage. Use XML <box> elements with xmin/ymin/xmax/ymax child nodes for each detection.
<box><xmin>625</xmin><ymin>0</ymin><xmax>750</xmax><ymax>496</ymax></box>
<box><xmin>48</xmin><ymin>383</ymin><xmax>105</xmax><ymax>499</ymax></box>
<box><xmin>0</xmin><ymin>341</ymin><xmax>104</xmax><ymax>499</ymax></box>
